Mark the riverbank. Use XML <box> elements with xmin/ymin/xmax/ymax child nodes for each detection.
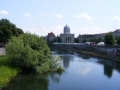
<box><xmin>0</xmin><ymin>48</ymin><xmax>21</xmax><ymax>89</ymax></box>
<box><xmin>52</xmin><ymin>45</ymin><xmax>120</xmax><ymax>61</ymax></box>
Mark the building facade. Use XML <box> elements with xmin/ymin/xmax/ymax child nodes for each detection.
<box><xmin>60</xmin><ymin>25</ymin><xmax>74</xmax><ymax>43</ymax></box>
<box><xmin>77</xmin><ymin>29</ymin><xmax>120</xmax><ymax>43</ymax></box>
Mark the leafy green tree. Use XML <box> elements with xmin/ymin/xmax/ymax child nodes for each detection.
<box><xmin>95</xmin><ymin>37</ymin><xmax>103</xmax><ymax>43</ymax></box>
<box><xmin>83</xmin><ymin>39</ymin><xmax>87</xmax><ymax>43</ymax></box>
<box><xmin>0</xmin><ymin>18</ymin><xmax>24</xmax><ymax>43</ymax></box>
<box><xmin>104</xmin><ymin>32</ymin><xmax>115</xmax><ymax>46</ymax></box>
<box><xmin>74</xmin><ymin>38</ymin><xmax>79</xmax><ymax>43</ymax></box>
<box><xmin>116</xmin><ymin>36</ymin><xmax>120</xmax><ymax>45</ymax></box>
<box><xmin>6</xmin><ymin>33</ymin><xmax>62</xmax><ymax>73</ymax></box>
<box><xmin>56</xmin><ymin>36</ymin><xmax>61</xmax><ymax>42</ymax></box>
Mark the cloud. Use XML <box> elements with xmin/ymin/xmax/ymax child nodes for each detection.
<box><xmin>24</xmin><ymin>13</ymin><xmax>31</xmax><ymax>17</ymax></box>
<box><xmin>113</xmin><ymin>16</ymin><xmax>120</xmax><ymax>21</ymax></box>
<box><xmin>22</xmin><ymin>25</ymin><xmax>105</xmax><ymax>38</ymax></box>
<box><xmin>76</xmin><ymin>13</ymin><xmax>92</xmax><ymax>20</ymax></box>
<box><xmin>55</xmin><ymin>14</ymin><xmax>62</xmax><ymax>18</ymax></box>
<box><xmin>22</xmin><ymin>25</ymin><xmax>63</xmax><ymax>37</ymax></box>
<box><xmin>0</xmin><ymin>10</ymin><xmax>9</xmax><ymax>15</ymax></box>
<box><xmin>38</xmin><ymin>13</ymin><xmax>46</xmax><ymax>16</ymax></box>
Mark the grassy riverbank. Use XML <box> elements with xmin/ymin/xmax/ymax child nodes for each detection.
<box><xmin>0</xmin><ymin>55</ymin><xmax>21</xmax><ymax>89</ymax></box>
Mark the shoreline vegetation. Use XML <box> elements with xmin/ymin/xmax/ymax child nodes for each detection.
<box><xmin>0</xmin><ymin>55</ymin><xmax>21</xmax><ymax>89</ymax></box>
<box><xmin>0</xmin><ymin>33</ymin><xmax>63</xmax><ymax>89</ymax></box>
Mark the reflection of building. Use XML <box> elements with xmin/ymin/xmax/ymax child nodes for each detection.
<box><xmin>63</xmin><ymin>56</ymin><xmax>70</xmax><ymax>69</ymax></box>
<box><xmin>78</xmin><ymin>29</ymin><xmax>120</xmax><ymax>43</ymax></box>
<box><xmin>60</xmin><ymin>25</ymin><xmax>74</xmax><ymax>43</ymax></box>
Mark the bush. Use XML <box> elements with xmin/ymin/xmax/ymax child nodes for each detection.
<box><xmin>6</xmin><ymin>33</ymin><xmax>62</xmax><ymax>73</ymax></box>
<box><xmin>0</xmin><ymin>66</ymin><xmax>20</xmax><ymax>89</ymax></box>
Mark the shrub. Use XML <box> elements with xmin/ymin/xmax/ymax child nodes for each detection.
<box><xmin>0</xmin><ymin>66</ymin><xmax>20</xmax><ymax>89</ymax></box>
<box><xmin>6</xmin><ymin>33</ymin><xmax>62</xmax><ymax>73</ymax></box>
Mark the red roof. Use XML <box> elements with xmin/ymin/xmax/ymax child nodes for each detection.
<box><xmin>48</xmin><ymin>32</ymin><xmax>55</xmax><ymax>37</ymax></box>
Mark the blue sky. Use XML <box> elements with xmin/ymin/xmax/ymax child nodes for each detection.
<box><xmin>0</xmin><ymin>0</ymin><xmax>120</xmax><ymax>37</ymax></box>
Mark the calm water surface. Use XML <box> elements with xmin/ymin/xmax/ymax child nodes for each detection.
<box><xmin>5</xmin><ymin>49</ymin><xmax>120</xmax><ymax>90</ymax></box>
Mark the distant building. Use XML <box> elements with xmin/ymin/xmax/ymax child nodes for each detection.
<box><xmin>78</xmin><ymin>33</ymin><xmax>107</xmax><ymax>43</ymax></box>
<box><xmin>113</xmin><ymin>29</ymin><xmax>120</xmax><ymax>38</ymax></box>
<box><xmin>44</xmin><ymin>32</ymin><xmax>56</xmax><ymax>44</ymax></box>
<box><xmin>60</xmin><ymin>25</ymin><xmax>74</xmax><ymax>43</ymax></box>
<box><xmin>77</xmin><ymin>29</ymin><xmax>120</xmax><ymax>43</ymax></box>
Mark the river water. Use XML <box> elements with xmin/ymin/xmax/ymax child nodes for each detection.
<box><xmin>5</xmin><ymin>49</ymin><xmax>120</xmax><ymax>90</ymax></box>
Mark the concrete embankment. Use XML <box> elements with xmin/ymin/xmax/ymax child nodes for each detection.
<box><xmin>52</xmin><ymin>44</ymin><xmax>120</xmax><ymax>61</ymax></box>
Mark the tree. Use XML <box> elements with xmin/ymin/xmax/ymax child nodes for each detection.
<box><xmin>56</xmin><ymin>36</ymin><xmax>61</xmax><ymax>42</ymax></box>
<box><xmin>83</xmin><ymin>39</ymin><xmax>87</xmax><ymax>43</ymax></box>
<box><xmin>74</xmin><ymin>38</ymin><xmax>79</xmax><ymax>43</ymax></box>
<box><xmin>116</xmin><ymin>36</ymin><xmax>120</xmax><ymax>45</ymax></box>
<box><xmin>6</xmin><ymin>33</ymin><xmax>62</xmax><ymax>73</ymax></box>
<box><xmin>104</xmin><ymin>32</ymin><xmax>115</xmax><ymax>46</ymax></box>
<box><xmin>0</xmin><ymin>18</ymin><xmax>24</xmax><ymax>43</ymax></box>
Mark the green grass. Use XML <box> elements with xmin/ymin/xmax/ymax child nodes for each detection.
<box><xmin>0</xmin><ymin>55</ymin><xmax>21</xmax><ymax>89</ymax></box>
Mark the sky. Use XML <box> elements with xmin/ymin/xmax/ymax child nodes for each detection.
<box><xmin>0</xmin><ymin>0</ymin><xmax>120</xmax><ymax>37</ymax></box>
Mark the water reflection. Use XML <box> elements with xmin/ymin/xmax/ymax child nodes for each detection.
<box><xmin>6</xmin><ymin>72</ymin><xmax>62</xmax><ymax>90</ymax></box>
<box><xmin>97</xmin><ymin>60</ymin><xmax>120</xmax><ymax>78</ymax></box>
<box><xmin>104</xmin><ymin>65</ymin><xmax>113</xmax><ymax>78</ymax></box>
<box><xmin>4</xmin><ymin>49</ymin><xmax>120</xmax><ymax>90</ymax></box>
<box><xmin>77</xmin><ymin>67</ymin><xmax>91</xmax><ymax>75</ymax></box>
<box><xmin>49</xmin><ymin>72</ymin><xmax>62</xmax><ymax>84</ymax></box>
<box><xmin>62</xmin><ymin>56</ymin><xmax>71</xmax><ymax>69</ymax></box>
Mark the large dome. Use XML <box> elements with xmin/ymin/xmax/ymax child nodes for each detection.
<box><xmin>64</xmin><ymin>25</ymin><xmax>70</xmax><ymax>34</ymax></box>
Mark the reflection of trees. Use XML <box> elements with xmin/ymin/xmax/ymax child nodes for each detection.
<box><xmin>104</xmin><ymin>65</ymin><xmax>113</xmax><ymax>78</ymax></box>
<box><xmin>7</xmin><ymin>74</ymin><xmax>49</xmax><ymax>90</ymax></box>
<box><xmin>77</xmin><ymin>54</ymin><xmax>90</xmax><ymax>60</ymax></box>
<box><xmin>48</xmin><ymin>72</ymin><xmax>62</xmax><ymax>84</ymax></box>
<box><xmin>7</xmin><ymin>72</ymin><xmax>63</xmax><ymax>90</ymax></box>
<box><xmin>97</xmin><ymin>60</ymin><xmax>120</xmax><ymax>78</ymax></box>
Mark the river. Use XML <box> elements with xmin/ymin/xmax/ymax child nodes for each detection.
<box><xmin>4</xmin><ymin>49</ymin><xmax>120</xmax><ymax>90</ymax></box>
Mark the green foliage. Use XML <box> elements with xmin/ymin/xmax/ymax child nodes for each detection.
<box><xmin>0</xmin><ymin>18</ymin><xmax>24</xmax><ymax>43</ymax></box>
<box><xmin>53</xmin><ymin>36</ymin><xmax>61</xmax><ymax>43</ymax></box>
<box><xmin>0</xmin><ymin>66</ymin><xmax>20</xmax><ymax>89</ymax></box>
<box><xmin>83</xmin><ymin>39</ymin><xmax>87</xmax><ymax>43</ymax></box>
<box><xmin>6</xmin><ymin>33</ymin><xmax>62</xmax><ymax>74</ymax></box>
<box><xmin>0</xmin><ymin>55</ymin><xmax>21</xmax><ymax>89</ymax></box>
<box><xmin>116</xmin><ymin>36</ymin><xmax>120</xmax><ymax>45</ymax></box>
<box><xmin>89</xmin><ymin>37</ymin><xmax>103</xmax><ymax>43</ymax></box>
<box><xmin>104</xmin><ymin>32</ymin><xmax>115</xmax><ymax>46</ymax></box>
<box><xmin>0</xmin><ymin>55</ymin><xmax>11</xmax><ymax>66</ymax></box>
<box><xmin>74</xmin><ymin>38</ymin><xmax>79</xmax><ymax>43</ymax></box>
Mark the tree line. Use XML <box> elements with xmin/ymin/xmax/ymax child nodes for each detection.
<box><xmin>83</xmin><ymin>32</ymin><xmax>120</xmax><ymax>46</ymax></box>
<box><xmin>0</xmin><ymin>18</ymin><xmax>24</xmax><ymax>44</ymax></box>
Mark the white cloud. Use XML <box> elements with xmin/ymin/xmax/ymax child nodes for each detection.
<box><xmin>0</xmin><ymin>10</ymin><xmax>9</xmax><ymax>15</ymax></box>
<box><xmin>55</xmin><ymin>14</ymin><xmax>62</xmax><ymax>18</ymax></box>
<box><xmin>22</xmin><ymin>25</ymin><xmax>63</xmax><ymax>37</ymax></box>
<box><xmin>22</xmin><ymin>25</ymin><xmax>105</xmax><ymax>38</ymax></box>
<box><xmin>24</xmin><ymin>13</ymin><xmax>31</xmax><ymax>17</ymax></box>
<box><xmin>76</xmin><ymin>13</ymin><xmax>92</xmax><ymax>20</ymax></box>
<box><xmin>113</xmin><ymin>16</ymin><xmax>120</xmax><ymax>21</ymax></box>
<box><xmin>38</xmin><ymin>13</ymin><xmax>46</xmax><ymax>16</ymax></box>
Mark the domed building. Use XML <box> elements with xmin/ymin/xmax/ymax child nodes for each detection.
<box><xmin>64</xmin><ymin>25</ymin><xmax>70</xmax><ymax>34</ymax></box>
<box><xmin>60</xmin><ymin>25</ymin><xmax>74</xmax><ymax>43</ymax></box>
